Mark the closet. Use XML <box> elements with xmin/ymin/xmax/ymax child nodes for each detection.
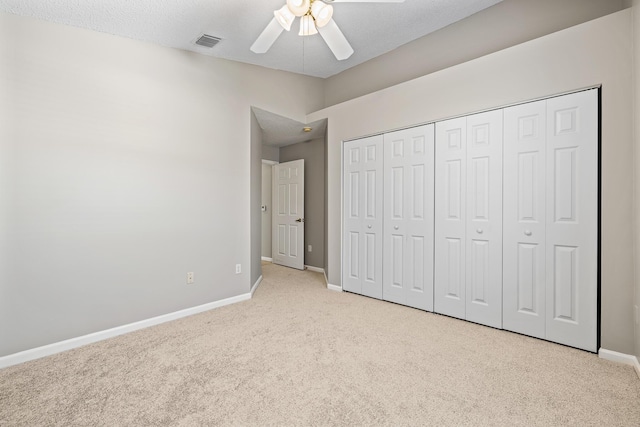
<box><xmin>502</xmin><ymin>90</ymin><xmax>598</xmax><ymax>352</ymax></box>
<box><xmin>343</xmin><ymin>135</ymin><xmax>384</xmax><ymax>299</ymax></box>
<box><xmin>342</xmin><ymin>89</ymin><xmax>599</xmax><ymax>352</ymax></box>
<box><xmin>343</xmin><ymin>125</ymin><xmax>435</xmax><ymax>310</ymax></box>
<box><xmin>383</xmin><ymin>125</ymin><xmax>435</xmax><ymax>311</ymax></box>
<box><xmin>434</xmin><ymin>110</ymin><xmax>503</xmax><ymax>329</ymax></box>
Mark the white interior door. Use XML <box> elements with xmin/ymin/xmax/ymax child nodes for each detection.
<box><xmin>343</xmin><ymin>136</ymin><xmax>384</xmax><ymax>299</ymax></box>
<box><xmin>434</xmin><ymin>117</ymin><xmax>467</xmax><ymax>320</ymax></box>
<box><xmin>545</xmin><ymin>90</ymin><xmax>598</xmax><ymax>352</ymax></box>
<box><xmin>465</xmin><ymin>110</ymin><xmax>503</xmax><ymax>328</ymax></box>
<box><xmin>383</xmin><ymin>125</ymin><xmax>435</xmax><ymax>311</ymax></box>
<box><xmin>503</xmin><ymin>100</ymin><xmax>547</xmax><ymax>339</ymax></box>
<box><xmin>272</xmin><ymin>159</ymin><xmax>305</xmax><ymax>270</ymax></box>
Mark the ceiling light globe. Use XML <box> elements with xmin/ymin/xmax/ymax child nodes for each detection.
<box><xmin>287</xmin><ymin>0</ymin><xmax>311</xmax><ymax>17</ymax></box>
<box><xmin>274</xmin><ymin>5</ymin><xmax>295</xmax><ymax>31</ymax></box>
<box><xmin>310</xmin><ymin>1</ymin><xmax>333</xmax><ymax>28</ymax></box>
<box><xmin>298</xmin><ymin>14</ymin><xmax>318</xmax><ymax>36</ymax></box>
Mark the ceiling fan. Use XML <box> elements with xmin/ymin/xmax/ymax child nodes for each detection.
<box><xmin>250</xmin><ymin>0</ymin><xmax>405</xmax><ymax>61</ymax></box>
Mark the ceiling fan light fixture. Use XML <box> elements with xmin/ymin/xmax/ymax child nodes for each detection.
<box><xmin>274</xmin><ymin>5</ymin><xmax>295</xmax><ymax>31</ymax></box>
<box><xmin>311</xmin><ymin>1</ymin><xmax>333</xmax><ymax>28</ymax></box>
<box><xmin>299</xmin><ymin>14</ymin><xmax>318</xmax><ymax>36</ymax></box>
<box><xmin>287</xmin><ymin>0</ymin><xmax>311</xmax><ymax>17</ymax></box>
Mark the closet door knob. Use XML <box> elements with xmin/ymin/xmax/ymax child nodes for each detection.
<box><xmin>394</xmin><ymin>226</ymin><xmax>399</xmax><ymax>230</ymax></box>
<box><xmin>367</xmin><ymin>225</ymin><xmax>372</xmax><ymax>229</ymax></box>
<box><xmin>476</xmin><ymin>228</ymin><xmax>483</xmax><ymax>234</ymax></box>
<box><xmin>524</xmin><ymin>230</ymin><xmax>532</xmax><ymax>236</ymax></box>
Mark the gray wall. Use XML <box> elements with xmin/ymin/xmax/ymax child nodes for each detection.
<box><xmin>261</xmin><ymin>163</ymin><xmax>273</xmax><ymax>259</ymax></box>
<box><xmin>262</xmin><ymin>145</ymin><xmax>279</xmax><ymax>162</ymax></box>
<box><xmin>280</xmin><ymin>138</ymin><xmax>325</xmax><ymax>269</ymax></box>
<box><xmin>324</xmin><ymin>0</ymin><xmax>627</xmax><ymax>107</ymax></box>
<box><xmin>632</xmin><ymin>0</ymin><xmax>640</xmax><ymax>360</ymax></box>
<box><xmin>0</xmin><ymin>11</ymin><xmax>324</xmax><ymax>357</ymax></box>
<box><xmin>250</xmin><ymin>112</ymin><xmax>262</xmax><ymax>287</ymax></box>
<box><xmin>309</xmin><ymin>10</ymin><xmax>635</xmax><ymax>354</ymax></box>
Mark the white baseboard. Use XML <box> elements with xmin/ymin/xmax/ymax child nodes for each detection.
<box><xmin>599</xmin><ymin>348</ymin><xmax>640</xmax><ymax>379</ymax></box>
<box><xmin>251</xmin><ymin>275</ymin><xmax>263</xmax><ymax>297</ymax></box>
<box><xmin>0</xmin><ymin>292</ymin><xmax>252</xmax><ymax>370</ymax></box>
<box><xmin>305</xmin><ymin>265</ymin><xmax>325</xmax><ymax>273</ymax></box>
<box><xmin>261</xmin><ymin>257</ymin><xmax>272</xmax><ymax>262</ymax></box>
<box><xmin>323</xmin><ymin>269</ymin><xmax>342</xmax><ymax>292</ymax></box>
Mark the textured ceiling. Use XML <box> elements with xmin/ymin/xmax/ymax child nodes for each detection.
<box><xmin>253</xmin><ymin>108</ymin><xmax>327</xmax><ymax>147</ymax></box>
<box><xmin>0</xmin><ymin>0</ymin><xmax>502</xmax><ymax>78</ymax></box>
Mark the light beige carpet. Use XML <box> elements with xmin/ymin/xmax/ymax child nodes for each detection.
<box><xmin>1</xmin><ymin>263</ymin><xmax>639</xmax><ymax>426</ymax></box>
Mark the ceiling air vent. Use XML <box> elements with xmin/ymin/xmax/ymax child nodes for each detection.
<box><xmin>195</xmin><ymin>34</ymin><xmax>222</xmax><ymax>48</ymax></box>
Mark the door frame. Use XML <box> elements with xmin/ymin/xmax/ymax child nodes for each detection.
<box><xmin>261</xmin><ymin>160</ymin><xmax>278</xmax><ymax>262</ymax></box>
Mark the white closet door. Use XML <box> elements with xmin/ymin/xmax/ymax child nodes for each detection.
<box><xmin>545</xmin><ymin>90</ymin><xmax>598</xmax><ymax>352</ymax></box>
<box><xmin>383</xmin><ymin>125</ymin><xmax>435</xmax><ymax>311</ymax></box>
<box><xmin>435</xmin><ymin>117</ymin><xmax>467</xmax><ymax>320</ymax></box>
<box><xmin>503</xmin><ymin>100</ymin><xmax>547</xmax><ymax>339</ymax></box>
<box><xmin>465</xmin><ymin>110</ymin><xmax>503</xmax><ymax>328</ymax></box>
<box><xmin>343</xmin><ymin>135</ymin><xmax>384</xmax><ymax>299</ymax></box>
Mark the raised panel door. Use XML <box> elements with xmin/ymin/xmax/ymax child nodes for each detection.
<box><xmin>503</xmin><ymin>100</ymin><xmax>547</xmax><ymax>339</ymax></box>
<box><xmin>545</xmin><ymin>90</ymin><xmax>598</xmax><ymax>352</ymax></box>
<box><xmin>465</xmin><ymin>110</ymin><xmax>503</xmax><ymax>328</ymax></box>
<box><xmin>272</xmin><ymin>160</ymin><xmax>305</xmax><ymax>270</ymax></box>
<box><xmin>383</xmin><ymin>125</ymin><xmax>435</xmax><ymax>311</ymax></box>
<box><xmin>343</xmin><ymin>135</ymin><xmax>384</xmax><ymax>299</ymax></box>
<box><xmin>435</xmin><ymin>118</ymin><xmax>467</xmax><ymax>320</ymax></box>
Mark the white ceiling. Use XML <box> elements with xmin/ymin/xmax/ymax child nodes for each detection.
<box><xmin>0</xmin><ymin>0</ymin><xmax>502</xmax><ymax>78</ymax></box>
<box><xmin>253</xmin><ymin>108</ymin><xmax>327</xmax><ymax>147</ymax></box>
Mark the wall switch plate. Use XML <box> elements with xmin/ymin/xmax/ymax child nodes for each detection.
<box><xmin>308</xmin><ymin>245</ymin><xmax>312</xmax><ymax>252</ymax></box>
<box><xmin>187</xmin><ymin>272</ymin><xmax>194</xmax><ymax>284</ymax></box>
<box><xmin>235</xmin><ymin>264</ymin><xmax>241</xmax><ymax>274</ymax></box>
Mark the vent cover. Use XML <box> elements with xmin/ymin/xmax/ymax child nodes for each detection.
<box><xmin>195</xmin><ymin>34</ymin><xmax>221</xmax><ymax>48</ymax></box>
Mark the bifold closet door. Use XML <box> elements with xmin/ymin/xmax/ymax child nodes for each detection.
<box><xmin>435</xmin><ymin>110</ymin><xmax>503</xmax><ymax>328</ymax></box>
<box><xmin>343</xmin><ymin>135</ymin><xmax>383</xmax><ymax>299</ymax></box>
<box><xmin>503</xmin><ymin>100</ymin><xmax>547</xmax><ymax>340</ymax></box>
<box><xmin>503</xmin><ymin>90</ymin><xmax>598</xmax><ymax>352</ymax></box>
<box><xmin>545</xmin><ymin>90</ymin><xmax>598</xmax><ymax>352</ymax></box>
<box><xmin>383</xmin><ymin>125</ymin><xmax>435</xmax><ymax>311</ymax></box>
<box><xmin>465</xmin><ymin>110</ymin><xmax>503</xmax><ymax>328</ymax></box>
<box><xmin>434</xmin><ymin>117</ymin><xmax>467</xmax><ymax>320</ymax></box>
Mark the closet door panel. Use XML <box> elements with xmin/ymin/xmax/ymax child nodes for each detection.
<box><xmin>383</xmin><ymin>125</ymin><xmax>434</xmax><ymax>311</ymax></box>
<box><xmin>503</xmin><ymin>100</ymin><xmax>547</xmax><ymax>339</ymax></box>
<box><xmin>343</xmin><ymin>135</ymin><xmax>383</xmax><ymax>299</ymax></box>
<box><xmin>435</xmin><ymin>118</ymin><xmax>467</xmax><ymax>319</ymax></box>
<box><xmin>465</xmin><ymin>110</ymin><xmax>503</xmax><ymax>328</ymax></box>
<box><xmin>545</xmin><ymin>90</ymin><xmax>598</xmax><ymax>352</ymax></box>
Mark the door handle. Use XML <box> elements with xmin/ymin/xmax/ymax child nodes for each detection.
<box><xmin>476</xmin><ymin>229</ymin><xmax>483</xmax><ymax>234</ymax></box>
<box><xmin>524</xmin><ymin>230</ymin><xmax>532</xmax><ymax>236</ymax></box>
<box><xmin>394</xmin><ymin>226</ymin><xmax>399</xmax><ymax>230</ymax></box>
<box><xmin>295</xmin><ymin>218</ymin><xmax>305</xmax><ymax>223</ymax></box>
<box><xmin>367</xmin><ymin>225</ymin><xmax>372</xmax><ymax>229</ymax></box>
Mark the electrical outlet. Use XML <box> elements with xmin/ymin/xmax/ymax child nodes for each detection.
<box><xmin>187</xmin><ymin>272</ymin><xmax>194</xmax><ymax>284</ymax></box>
<box><xmin>308</xmin><ymin>245</ymin><xmax>312</xmax><ymax>252</ymax></box>
<box><xmin>235</xmin><ymin>264</ymin><xmax>241</xmax><ymax>274</ymax></box>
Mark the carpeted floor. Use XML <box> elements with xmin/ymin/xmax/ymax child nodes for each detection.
<box><xmin>1</xmin><ymin>262</ymin><xmax>639</xmax><ymax>426</ymax></box>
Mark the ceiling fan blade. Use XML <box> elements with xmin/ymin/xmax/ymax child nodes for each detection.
<box><xmin>250</xmin><ymin>18</ymin><xmax>285</xmax><ymax>54</ymax></box>
<box><xmin>328</xmin><ymin>0</ymin><xmax>405</xmax><ymax>3</ymax></box>
<box><xmin>318</xmin><ymin>19</ymin><xmax>354</xmax><ymax>61</ymax></box>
